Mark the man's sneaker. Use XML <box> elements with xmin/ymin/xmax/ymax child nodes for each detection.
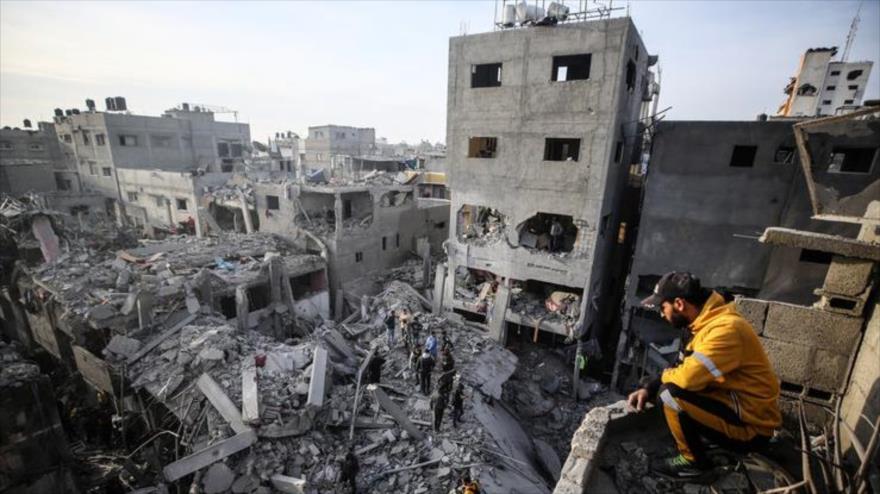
<box><xmin>651</xmin><ymin>454</ymin><xmax>708</xmax><ymax>478</ymax></box>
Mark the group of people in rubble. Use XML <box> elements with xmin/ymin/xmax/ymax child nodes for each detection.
<box><xmin>383</xmin><ymin>308</ymin><xmax>466</xmax><ymax>433</ymax></box>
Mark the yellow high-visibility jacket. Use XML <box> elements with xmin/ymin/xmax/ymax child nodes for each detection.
<box><xmin>661</xmin><ymin>291</ymin><xmax>782</xmax><ymax>435</ymax></box>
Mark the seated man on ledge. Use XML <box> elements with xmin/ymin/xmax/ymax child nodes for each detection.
<box><xmin>627</xmin><ymin>272</ymin><xmax>782</xmax><ymax>478</ymax></box>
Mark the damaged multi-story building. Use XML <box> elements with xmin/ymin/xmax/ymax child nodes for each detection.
<box><xmin>254</xmin><ymin>172</ymin><xmax>449</xmax><ymax>316</ymax></box>
<box><xmin>777</xmin><ymin>46</ymin><xmax>873</xmax><ymax>117</ymax></box>
<box><xmin>437</xmin><ymin>14</ymin><xmax>660</xmax><ymax>358</ymax></box>
<box><xmin>303</xmin><ymin>125</ymin><xmax>376</xmax><ymax>172</ymax></box>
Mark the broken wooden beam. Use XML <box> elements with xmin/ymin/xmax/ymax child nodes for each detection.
<box><xmin>197</xmin><ymin>373</ymin><xmax>250</xmax><ymax>434</ymax></box>
<box><xmin>126</xmin><ymin>313</ymin><xmax>197</xmax><ymax>365</ymax></box>
<box><xmin>367</xmin><ymin>384</ymin><xmax>425</xmax><ymax>440</ymax></box>
<box><xmin>162</xmin><ymin>429</ymin><xmax>257</xmax><ymax>481</ymax></box>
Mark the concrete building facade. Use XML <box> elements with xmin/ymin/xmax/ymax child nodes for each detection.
<box><xmin>0</xmin><ymin>122</ymin><xmax>73</xmax><ymax>195</ymax></box>
<box><xmin>53</xmin><ymin>103</ymin><xmax>250</xmax><ymax>201</ymax></box>
<box><xmin>439</xmin><ymin>17</ymin><xmax>657</xmax><ymax>345</ymax></box>
<box><xmin>303</xmin><ymin>125</ymin><xmax>376</xmax><ymax>170</ymax></box>
<box><xmin>778</xmin><ymin>47</ymin><xmax>873</xmax><ymax>117</ymax></box>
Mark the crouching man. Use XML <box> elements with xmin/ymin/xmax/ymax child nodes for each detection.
<box><xmin>627</xmin><ymin>272</ymin><xmax>781</xmax><ymax>478</ymax></box>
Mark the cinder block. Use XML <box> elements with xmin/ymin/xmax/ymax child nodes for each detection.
<box><xmin>734</xmin><ymin>297</ymin><xmax>768</xmax><ymax>334</ymax></box>
<box><xmin>764</xmin><ymin>302</ymin><xmax>863</xmax><ymax>355</ymax></box>
<box><xmin>760</xmin><ymin>337</ymin><xmax>811</xmax><ymax>384</ymax></box>
<box><xmin>809</xmin><ymin>349</ymin><xmax>849</xmax><ymax>393</ymax></box>
<box><xmin>823</xmin><ymin>257</ymin><xmax>874</xmax><ymax>297</ymax></box>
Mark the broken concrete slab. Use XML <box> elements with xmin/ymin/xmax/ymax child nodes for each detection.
<box><xmin>163</xmin><ymin>429</ymin><xmax>257</xmax><ymax>482</ymax></box>
<box><xmin>197</xmin><ymin>373</ymin><xmax>251</xmax><ymax>434</ymax></box>
<box><xmin>270</xmin><ymin>474</ymin><xmax>306</xmax><ymax>494</ymax></box>
<box><xmin>241</xmin><ymin>364</ymin><xmax>260</xmax><ymax>425</ymax></box>
<box><xmin>127</xmin><ymin>313</ymin><xmax>198</xmax><ymax>365</ymax></box>
<box><xmin>367</xmin><ymin>384</ymin><xmax>425</xmax><ymax>441</ymax></box>
<box><xmin>307</xmin><ymin>346</ymin><xmax>328</xmax><ymax>408</ymax></box>
<box><xmin>104</xmin><ymin>335</ymin><xmax>142</xmax><ymax>359</ymax></box>
<box><xmin>202</xmin><ymin>463</ymin><xmax>235</xmax><ymax>494</ymax></box>
<box><xmin>760</xmin><ymin>227</ymin><xmax>880</xmax><ymax>261</ymax></box>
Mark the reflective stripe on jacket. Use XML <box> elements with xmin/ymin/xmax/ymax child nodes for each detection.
<box><xmin>661</xmin><ymin>291</ymin><xmax>782</xmax><ymax>435</ymax></box>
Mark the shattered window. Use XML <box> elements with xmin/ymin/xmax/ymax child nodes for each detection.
<box><xmin>552</xmin><ymin>54</ymin><xmax>591</xmax><ymax>81</ymax></box>
<box><xmin>101</xmin><ymin>167</ymin><xmax>112</xmax><ymax>177</ymax></box>
<box><xmin>176</xmin><ymin>198</ymin><xmax>188</xmax><ymax>210</ymax></box>
<box><xmin>63</xmin><ymin>134</ymin><xmax>72</xmax><ymax>143</ymax></box>
<box><xmin>544</xmin><ymin>138</ymin><xmax>580</xmax><ymax>161</ymax></box>
<box><xmin>467</xmin><ymin>137</ymin><xmax>497</xmax><ymax>158</ymax></box>
<box><xmin>847</xmin><ymin>69</ymin><xmax>864</xmax><ymax>80</ymax></box>
<box><xmin>95</xmin><ymin>133</ymin><xmax>106</xmax><ymax>146</ymax></box>
<box><xmin>729</xmin><ymin>145</ymin><xmax>757</xmax><ymax>168</ymax></box>
<box><xmin>471</xmin><ymin>63</ymin><xmax>502</xmax><ymax>88</ymax></box>
<box><xmin>55</xmin><ymin>176</ymin><xmax>72</xmax><ymax>191</ymax></box>
<box><xmin>796</xmin><ymin>84</ymin><xmax>817</xmax><ymax>96</ymax></box>
<box><xmin>118</xmin><ymin>134</ymin><xmax>138</xmax><ymax>146</ymax></box>
<box><xmin>828</xmin><ymin>147</ymin><xmax>876</xmax><ymax>174</ymax></box>
<box><xmin>773</xmin><ymin>146</ymin><xmax>796</xmax><ymax>164</ymax></box>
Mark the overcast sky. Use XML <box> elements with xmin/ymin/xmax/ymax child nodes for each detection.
<box><xmin>1</xmin><ymin>1</ymin><xmax>878</xmax><ymax>144</ymax></box>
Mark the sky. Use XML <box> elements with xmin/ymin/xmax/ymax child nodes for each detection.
<box><xmin>1</xmin><ymin>1</ymin><xmax>878</xmax><ymax>144</ymax></box>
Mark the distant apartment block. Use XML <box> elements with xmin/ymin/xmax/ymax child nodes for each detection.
<box><xmin>778</xmin><ymin>47</ymin><xmax>873</xmax><ymax>117</ymax></box>
<box><xmin>304</xmin><ymin>125</ymin><xmax>376</xmax><ymax>170</ymax></box>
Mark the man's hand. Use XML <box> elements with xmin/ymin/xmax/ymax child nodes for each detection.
<box><xmin>627</xmin><ymin>388</ymin><xmax>650</xmax><ymax>412</ymax></box>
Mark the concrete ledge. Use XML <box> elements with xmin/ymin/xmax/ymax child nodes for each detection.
<box><xmin>759</xmin><ymin>227</ymin><xmax>880</xmax><ymax>261</ymax></box>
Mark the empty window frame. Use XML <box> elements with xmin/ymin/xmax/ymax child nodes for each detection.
<box><xmin>552</xmin><ymin>54</ymin><xmax>591</xmax><ymax>82</ymax></box>
<box><xmin>847</xmin><ymin>70</ymin><xmax>864</xmax><ymax>80</ymax></box>
<box><xmin>773</xmin><ymin>146</ymin><xmax>796</xmax><ymax>164</ymax></box>
<box><xmin>28</xmin><ymin>143</ymin><xmax>44</xmax><ymax>151</ymax></box>
<box><xmin>729</xmin><ymin>145</ymin><xmax>757</xmax><ymax>168</ymax></box>
<box><xmin>266</xmin><ymin>195</ymin><xmax>280</xmax><ymax>210</ymax></box>
<box><xmin>544</xmin><ymin>138</ymin><xmax>580</xmax><ymax>161</ymax></box>
<box><xmin>467</xmin><ymin>137</ymin><xmax>498</xmax><ymax>158</ymax></box>
<box><xmin>614</xmin><ymin>141</ymin><xmax>624</xmax><ymax>163</ymax></box>
<box><xmin>176</xmin><ymin>198</ymin><xmax>189</xmax><ymax>210</ymax></box>
<box><xmin>844</xmin><ymin>99</ymin><xmax>854</xmax><ymax>104</ymax></box>
<box><xmin>217</xmin><ymin>142</ymin><xmax>230</xmax><ymax>157</ymax></box>
<box><xmin>63</xmin><ymin>134</ymin><xmax>72</xmax><ymax>144</ymax></box>
<box><xmin>848</xmin><ymin>85</ymin><xmax>858</xmax><ymax>90</ymax></box>
<box><xmin>826</xmin><ymin>85</ymin><xmax>836</xmax><ymax>91</ymax></box>
<box><xmin>118</xmin><ymin>134</ymin><xmax>138</xmax><ymax>146</ymax></box>
<box><xmin>382</xmin><ymin>236</ymin><xmax>387</xmax><ymax>251</ymax></box>
<box><xmin>87</xmin><ymin>161</ymin><xmax>97</xmax><ymax>175</ymax></box>
<box><xmin>828</xmin><ymin>147</ymin><xmax>877</xmax><ymax>174</ymax></box>
<box><xmin>95</xmin><ymin>133</ymin><xmax>106</xmax><ymax>145</ymax></box>
<box><xmin>127</xmin><ymin>191</ymin><xmax>139</xmax><ymax>202</ymax></box>
<box><xmin>55</xmin><ymin>176</ymin><xmax>72</xmax><ymax>191</ymax></box>
<box><xmin>82</xmin><ymin>130</ymin><xmax>90</xmax><ymax>145</ymax></box>
<box><xmin>625</xmin><ymin>59</ymin><xmax>637</xmax><ymax>91</ymax></box>
<box><xmin>471</xmin><ymin>63</ymin><xmax>502</xmax><ymax>88</ymax></box>
<box><xmin>396</xmin><ymin>233</ymin><xmax>400</xmax><ymax>248</ymax></box>
<box><xmin>101</xmin><ymin>167</ymin><xmax>112</xmax><ymax>177</ymax></box>
<box><xmin>822</xmin><ymin>100</ymin><xmax>833</xmax><ymax>105</ymax></box>
<box><xmin>150</xmin><ymin>134</ymin><xmax>174</xmax><ymax>148</ymax></box>
<box><xmin>231</xmin><ymin>143</ymin><xmax>243</xmax><ymax>157</ymax></box>
<box><xmin>355</xmin><ymin>252</ymin><xmax>363</xmax><ymax>263</ymax></box>
<box><xmin>829</xmin><ymin>70</ymin><xmax>840</xmax><ymax>76</ymax></box>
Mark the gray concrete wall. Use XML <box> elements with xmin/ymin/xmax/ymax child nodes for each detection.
<box><xmin>304</xmin><ymin>125</ymin><xmax>376</xmax><ymax>168</ymax></box>
<box><xmin>0</xmin><ymin>124</ymin><xmax>68</xmax><ymax>194</ymax></box>
<box><xmin>443</xmin><ymin>17</ymin><xmax>651</xmax><ymax>337</ymax></box>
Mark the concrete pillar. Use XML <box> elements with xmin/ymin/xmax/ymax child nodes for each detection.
<box><xmin>333</xmin><ymin>194</ymin><xmax>343</xmax><ymax>234</ymax></box>
<box><xmin>489</xmin><ymin>281</ymin><xmax>511</xmax><ymax>344</ymax></box>
<box><xmin>238</xmin><ymin>190</ymin><xmax>254</xmax><ymax>234</ymax></box>
<box><xmin>432</xmin><ymin>264</ymin><xmax>446</xmax><ymax>314</ymax></box>
<box><xmin>192</xmin><ymin>195</ymin><xmax>204</xmax><ymax>238</ymax></box>
<box><xmin>235</xmin><ymin>285</ymin><xmax>249</xmax><ymax>331</ymax></box>
<box><xmin>114</xmin><ymin>200</ymin><xmax>126</xmax><ymax>227</ymax></box>
<box><xmin>572</xmin><ymin>219</ymin><xmax>590</xmax><ymax>255</ymax></box>
<box><xmin>165</xmin><ymin>199</ymin><xmax>174</xmax><ymax>227</ymax></box>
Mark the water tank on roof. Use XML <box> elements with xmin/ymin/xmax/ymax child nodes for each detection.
<box><xmin>54</xmin><ymin>108</ymin><xmax>64</xmax><ymax>117</ymax></box>
<box><xmin>502</xmin><ymin>4</ymin><xmax>516</xmax><ymax>26</ymax></box>
<box><xmin>85</xmin><ymin>99</ymin><xmax>96</xmax><ymax>111</ymax></box>
<box><xmin>105</xmin><ymin>97</ymin><xmax>117</xmax><ymax>111</ymax></box>
<box><xmin>114</xmin><ymin>97</ymin><xmax>127</xmax><ymax>111</ymax></box>
<box><xmin>65</xmin><ymin>109</ymin><xmax>73</xmax><ymax>116</ymax></box>
<box><xmin>547</xmin><ymin>2</ymin><xmax>569</xmax><ymax>20</ymax></box>
<box><xmin>182</xmin><ymin>102</ymin><xmax>190</xmax><ymax>111</ymax></box>
<box><xmin>72</xmin><ymin>108</ymin><xmax>80</xmax><ymax>115</ymax></box>
<box><xmin>516</xmin><ymin>2</ymin><xmax>544</xmax><ymax>23</ymax></box>
<box><xmin>23</xmin><ymin>119</ymin><xmax>32</xmax><ymax>128</ymax></box>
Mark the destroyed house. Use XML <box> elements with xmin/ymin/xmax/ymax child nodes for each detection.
<box><xmin>52</xmin><ymin>100</ymin><xmax>250</xmax><ymax>205</ymax></box>
<box><xmin>616</xmin><ymin>114</ymin><xmax>880</xmax><ymax>388</ymax></box>
<box><xmin>254</xmin><ymin>173</ymin><xmax>448</xmax><ymax>315</ymax></box>
<box><xmin>440</xmin><ymin>17</ymin><xmax>658</xmax><ymax>345</ymax></box>
<box><xmin>9</xmin><ymin>233</ymin><xmax>329</xmax><ymax>399</ymax></box>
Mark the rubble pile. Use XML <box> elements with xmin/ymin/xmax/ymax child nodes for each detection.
<box><xmin>371</xmin><ymin>258</ymin><xmax>427</xmax><ymax>288</ymax></box>
<box><xmin>457</xmin><ymin>209</ymin><xmax>508</xmax><ymax>247</ymax></box>
<box><xmin>0</xmin><ymin>341</ymin><xmax>41</xmax><ymax>387</ymax></box>
<box><xmin>509</xmin><ymin>288</ymin><xmax>580</xmax><ymax>330</ymax></box>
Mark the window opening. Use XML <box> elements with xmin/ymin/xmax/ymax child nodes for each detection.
<box><xmin>266</xmin><ymin>195</ymin><xmax>280</xmax><ymax>210</ymax></box>
<box><xmin>774</xmin><ymin>146</ymin><xmax>796</xmax><ymax>164</ymax></box>
<box><xmin>552</xmin><ymin>54</ymin><xmax>591</xmax><ymax>81</ymax></box>
<box><xmin>828</xmin><ymin>147</ymin><xmax>876</xmax><ymax>174</ymax></box>
<box><xmin>847</xmin><ymin>70</ymin><xmax>864</xmax><ymax>80</ymax></box>
<box><xmin>467</xmin><ymin>137</ymin><xmax>497</xmax><ymax>158</ymax></box>
<box><xmin>471</xmin><ymin>63</ymin><xmax>502</xmax><ymax>88</ymax></box>
<box><xmin>176</xmin><ymin>198</ymin><xmax>189</xmax><ymax>210</ymax></box>
<box><xmin>729</xmin><ymin>145</ymin><xmax>757</xmax><ymax>168</ymax></box>
<box><xmin>355</xmin><ymin>252</ymin><xmax>363</xmax><ymax>263</ymax></box>
<box><xmin>799</xmin><ymin>249</ymin><xmax>832</xmax><ymax>264</ymax></box>
<box><xmin>544</xmin><ymin>138</ymin><xmax>580</xmax><ymax>161</ymax></box>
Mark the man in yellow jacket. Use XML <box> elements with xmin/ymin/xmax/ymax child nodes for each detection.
<box><xmin>627</xmin><ymin>272</ymin><xmax>781</xmax><ymax>478</ymax></box>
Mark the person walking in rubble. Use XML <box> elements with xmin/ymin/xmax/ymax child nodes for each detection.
<box><xmin>440</xmin><ymin>328</ymin><xmax>453</xmax><ymax>353</ymax></box>
<box><xmin>425</xmin><ymin>330</ymin><xmax>439</xmax><ymax>360</ymax></box>
<box><xmin>366</xmin><ymin>350</ymin><xmax>385</xmax><ymax>385</ymax></box>
<box><xmin>410</xmin><ymin>314</ymin><xmax>423</xmax><ymax>352</ymax></box>
<box><xmin>549</xmin><ymin>218</ymin><xmax>564</xmax><ymax>252</ymax></box>
<box><xmin>408</xmin><ymin>346</ymin><xmax>421</xmax><ymax>384</ymax></box>
<box><xmin>340</xmin><ymin>446</ymin><xmax>359</xmax><ymax>494</ymax></box>
<box><xmin>431</xmin><ymin>389</ymin><xmax>449</xmax><ymax>433</ymax></box>
<box><xmin>627</xmin><ymin>272</ymin><xmax>781</xmax><ymax>479</ymax></box>
<box><xmin>419</xmin><ymin>350</ymin><xmax>434</xmax><ymax>395</ymax></box>
<box><xmin>438</xmin><ymin>347</ymin><xmax>455</xmax><ymax>396</ymax></box>
<box><xmin>383</xmin><ymin>310</ymin><xmax>396</xmax><ymax>348</ymax></box>
<box><xmin>451</xmin><ymin>376</ymin><xmax>465</xmax><ymax>428</ymax></box>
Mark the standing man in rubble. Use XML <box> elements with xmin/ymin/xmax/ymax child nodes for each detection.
<box><xmin>627</xmin><ymin>272</ymin><xmax>781</xmax><ymax>478</ymax></box>
<box><xmin>431</xmin><ymin>388</ymin><xmax>448</xmax><ymax>433</ymax></box>
<box><xmin>384</xmin><ymin>309</ymin><xmax>396</xmax><ymax>348</ymax></box>
<box><xmin>340</xmin><ymin>446</ymin><xmax>359</xmax><ymax>494</ymax></box>
<box><xmin>419</xmin><ymin>349</ymin><xmax>434</xmax><ymax>395</ymax></box>
<box><xmin>451</xmin><ymin>376</ymin><xmax>465</xmax><ymax>428</ymax></box>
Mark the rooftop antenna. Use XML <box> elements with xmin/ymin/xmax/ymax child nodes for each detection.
<box><xmin>841</xmin><ymin>1</ymin><xmax>862</xmax><ymax>62</ymax></box>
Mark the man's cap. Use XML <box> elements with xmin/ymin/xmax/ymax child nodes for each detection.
<box><xmin>641</xmin><ymin>272</ymin><xmax>703</xmax><ymax>308</ymax></box>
